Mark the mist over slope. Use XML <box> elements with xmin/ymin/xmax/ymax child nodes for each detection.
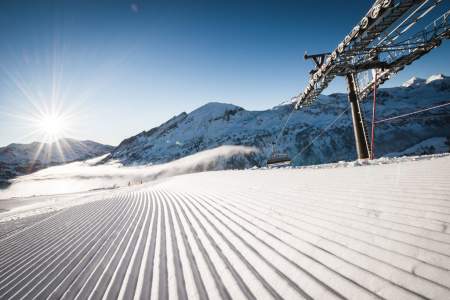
<box><xmin>0</xmin><ymin>145</ymin><xmax>258</xmax><ymax>199</ymax></box>
<box><xmin>0</xmin><ymin>138</ymin><xmax>114</xmax><ymax>183</ymax></box>
<box><xmin>105</xmin><ymin>74</ymin><xmax>450</xmax><ymax>167</ymax></box>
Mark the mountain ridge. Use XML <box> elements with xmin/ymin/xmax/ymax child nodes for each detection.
<box><xmin>0</xmin><ymin>138</ymin><xmax>114</xmax><ymax>184</ymax></box>
<box><xmin>104</xmin><ymin>73</ymin><xmax>450</xmax><ymax>167</ymax></box>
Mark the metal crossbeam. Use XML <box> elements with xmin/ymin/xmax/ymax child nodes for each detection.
<box><xmin>292</xmin><ymin>0</ymin><xmax>449</xmax><ymax>160</ymax></box>
<box><xmin>293</xmin><ymin>0</ymin><xmax>449</xmax><ymax>109</ymax></box>
<box><xmin>357</xmin><ymin>9</ymin><xmax>450</xmax><ymax>100</ymax></box>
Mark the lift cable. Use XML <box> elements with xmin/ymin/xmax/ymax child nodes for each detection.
<box><xmin>374</xmin><ymin>101</ymin><xmax>450</xmax><ymax>124</ymax></box>
<box><xmin>290</xmin><ymin>100</ymin><xmax>449</xmax><ymax>163</ymax></box>
<box><xmin>272</xmin><ymin>103</ymin><xmax>296</xmax><ymax>150</ymax></box>
<box><xmin>378</xmin><ymin>112</ymin><xmax>450</xmax><ymax>122</ymax></box>
<box><xmin>291</xmin><ymin>106</ymin><xmax>350</xmax><ymax>162</ymax></box>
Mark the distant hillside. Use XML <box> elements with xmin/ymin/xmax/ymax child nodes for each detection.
<box><xmin>104</xmin><ymin>74</ymin><xmax>450</xmax><ymax>167</ymax></box>
<box><xmin>0</xmin><ymin>138</ymin><xmax>114</xmax><ymax>184</ymax></box>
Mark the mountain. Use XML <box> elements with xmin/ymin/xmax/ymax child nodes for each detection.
<box><xmin>0</xmin><ymin>138</ymin><xmax>114</xmax><ymax>185</ymax></box>
<box><xmin>401</xmin><ymin>76</ymin><xmax>426</xmax><ymax>87</ymax></box>
<box><xmin>104</xmin><ymin>74</ymin><xmax>450</xmax><ymax>168</ymax></box>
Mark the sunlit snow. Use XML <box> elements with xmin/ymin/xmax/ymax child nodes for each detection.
<box><xmin>0</xmin><ymin>153</ymin><xmax>449</xmax><ymax>299</ymax></box>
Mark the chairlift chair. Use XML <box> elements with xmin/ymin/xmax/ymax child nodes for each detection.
<box><xmin>267</xmin><ymin>153</ymin><xmax>291</xmax><ymax>168</ymax></box>
<box><xmin>267</xmin><ymin>143</ymin><xmax>291</xmax><ymax>167</ymax></box>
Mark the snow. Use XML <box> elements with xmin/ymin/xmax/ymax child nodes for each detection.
<box><xmin>0</xmin><ymin>145</ymin><xmax>258</xmax><ymax>200</ymax></box>
<box><xmin>106</xmin><ymin>74</ymin><xmax>450</xmax><ymax>167</ymax></box>
<box><xmin>387</xmin><ymin>137</ymin><xmax>449</xmax><ymax>157</ymax></box>
<box><xmin>0</xmin><ymin>138</ymin><xmax>114</xmax><ymax>183</ymax></box>
<box><xmin>1</xmin><ymin>73</ymin><xmax>449</xmax><ymax>299</ymax></box>
<box><xmin>189</xmin><ymin>102</ymin><xmax>243</xmax><ymax>121</ymax></box>
<box><xmin>426</xmin><ymin>74</ymin><xmax>446</xmax><ymax>84</ymax></box>
<box><xmin>402</xmin><ymin>76</ymin><xmax>426</xmax><ymax>87</ymax></box>
<box><xmin>0</xmin><ymin>153</ymin><xmax>449</xmax><ymax>299</ymax></box>
<box><xmin>402</xmin><ymin>74</ymin><xmax>446</xmax><ymax>88</ymax></box>
<box><xmin>0</xmin><ymin>138</ymin><xmax>113</xmax><ymax>165</ymax></box>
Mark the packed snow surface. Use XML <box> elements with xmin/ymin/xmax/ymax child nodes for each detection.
<box><xmin>0</xmin><ymin>154</ymin><xmax>450</xmax><ymax>299</ymax></box>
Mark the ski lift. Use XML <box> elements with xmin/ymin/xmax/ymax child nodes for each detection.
<box><xmin>267</xmin><ymin>143</ymin><xmax>291</xmax><ymax>168</ymax></box>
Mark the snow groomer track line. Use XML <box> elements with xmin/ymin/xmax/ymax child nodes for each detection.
<box><xmin>1</xmin><ymin>155</ymin><xmax>450</xmax><ymax>299</ymax></box>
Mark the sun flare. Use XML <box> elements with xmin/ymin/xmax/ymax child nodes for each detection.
<box><xmin>36</xmin><ymin>112</ymin><xmax>70</xmax><ymax>142</ymax></box>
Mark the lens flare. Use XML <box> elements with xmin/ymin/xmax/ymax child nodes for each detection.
<box><xmin>38</xmin><ymin>112</ymin><xmax>69</xmax><ymax>140</ymax></box>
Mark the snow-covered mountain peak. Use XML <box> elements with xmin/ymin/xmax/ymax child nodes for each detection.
<box><xmin>426</xmin><ymin>73</ymin><xmax>446</xmax><ymax>84</ymax></box>
<box><xmin>0</xmin><ymin>139</ymin><xmax>114</xmax><ymax>182</ymax></box>
<box><xmin>402</xmin><ymin>76</ymin><xmax>426</xmax><ymax>87</ymax></box>
<box><xmin>189</xmin><ymin>102</ymin><xmax>243</xmax><ymax>120</ymax></box>
<box><xmin>401</xmin><ymin>74</ymin><xmax>448</xmax><ymax>87</ymax></box>
<box><xmin>105</xmin><ymin>73</ymin><xmax>450</xmax><ymax>168</ymax></box>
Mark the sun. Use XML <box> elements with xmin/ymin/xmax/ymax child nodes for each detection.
<box><xmin>37</xmin><ymin>112</ymin><xmax>69</xmax><ymax>142</ymax></box>
<box><xmin>18</xmin><ymin>102</ymin><xmax>81</xmax><ymax>163</ymax></box>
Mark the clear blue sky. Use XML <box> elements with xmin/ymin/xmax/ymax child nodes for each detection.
<box><xmin>1</xmin><ymin>0</ymin><xmax>449</xmax><ymax>147</ymax></box>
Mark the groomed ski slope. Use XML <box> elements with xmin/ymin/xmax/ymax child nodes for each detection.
<box><xmin>1</xmin><ymin>155</ymin><xmax>450</xmax><ymax>299</ymax></box>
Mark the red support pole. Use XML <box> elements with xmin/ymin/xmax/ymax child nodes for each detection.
<box><xmin>370</xmin><ymin>71</ymin><xmax>377</xmax><ymax>160</ymax></box>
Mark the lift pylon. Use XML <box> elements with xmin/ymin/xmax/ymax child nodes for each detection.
<box><xmin>346</xmin><ymin>73</ymin><xmax>371</xmax><ymax>159</ymax></box>
<box><xmin>293</xmin><ymin>0</ymin><xmax>450</xmax><ymax>160</ymax></box>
